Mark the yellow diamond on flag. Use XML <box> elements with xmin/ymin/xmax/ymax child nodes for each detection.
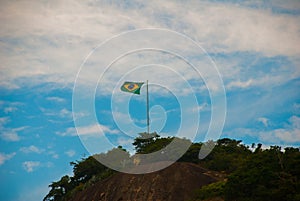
<box><xmin>121</xmin><ymin>82</ymin><xmax>144</xmax><ymax>95</ymax></box>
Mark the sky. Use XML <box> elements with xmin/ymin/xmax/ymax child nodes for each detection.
<box><xmin>0</xmin><ymin>0</ymin><xmax>300</xmax><ymax>200</ymax></box>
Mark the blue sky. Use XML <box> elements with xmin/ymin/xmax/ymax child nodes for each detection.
<box><xmin>0</xmin><ymin>0</ymin><xmax>300</xmax><ymax>200</ymax></box>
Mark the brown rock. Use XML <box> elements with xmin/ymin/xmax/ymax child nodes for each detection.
<box><xmin>69</xmin><ymin>162</ymin><xmax>218</xmax><ymax>201</ymax></box>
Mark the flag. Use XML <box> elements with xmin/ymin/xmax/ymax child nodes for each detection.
<box><xmin>121</xmin><ymin>81</ymin><xmax>144</xmax><ymax>95</ymax></box>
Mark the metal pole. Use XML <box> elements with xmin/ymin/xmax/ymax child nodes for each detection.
<box><xmin>146</xmin><ymin>80</ymin><xmax>150</xmax><ymax>134</ymax></box>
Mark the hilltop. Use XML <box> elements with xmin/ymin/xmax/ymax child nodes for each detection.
<box><xmin>70</xmin><ymin>162</ymin><xmax>221</xmax><ymax>201</ymax></box>
<box><xmin>44</xmin><ymin>133</ymin><xmax>300</xmax><ymax>201</ymax></box>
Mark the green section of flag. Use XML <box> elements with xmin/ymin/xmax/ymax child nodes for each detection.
<box><xmin>121</xmin><ymin>81</ymin><xmax>144</xmax><ymax>95</ymax></box>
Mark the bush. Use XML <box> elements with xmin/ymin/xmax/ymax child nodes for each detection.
<box><xmin>194</xmin><ymin>181</ymin><xmax>226</xmax><ymax>200</ymax></box>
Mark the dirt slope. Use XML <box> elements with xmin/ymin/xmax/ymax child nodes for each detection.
<box><xmin>69</xmin><ymin>162</ymin><xmax>218</xmax><ymax>201</ymax></box>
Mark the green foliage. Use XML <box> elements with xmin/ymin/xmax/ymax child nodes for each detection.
<box><xmin>43</xmin><ymin>148</ymin><xmax>128</xmax><ymax>201</ymax></box>
<box><xmin>200</xmin><ymin>138</ymin><xmax>252</xmax><ymax>173</ymax></box>
<box><xmin>43</xmin><ymin>175</ymin><xmax>72</xmax><ymax>201</ymax></box>
<box><xmin>194</xmin><ymin>181</ymin><xmax>226</xmax><ymax>200</ymax></box>
<box><xmin>178</xmin><ymin>142</ymin><xmax>203</xmax><ymax>163</ymax></box>
<box><xmin>94</xmin><ymin>147</ymin><xmax>131</xmax><ymax>170</ymax></box>
<box><xmin>45</xmin><ymin>135</ymin><xmax>300</xmax><ymax>201</ymax></box>
<box><xmin>70</xmin><ymin>156</ymin><xmax>108</xmax><ymax>184</ymax></box>
<box><xmin>132</xmin><ymin>132</ymin><xmax>161</xmax><ymax>153</ymax></box>
<box><xmin>132</xmin><ymin>132</ymin><xmax>193</xmax><ymax>164</ymax></box>
<box><xmin>191</xmin><ymin>139</ymin><xmax>300</xmax><ymax>201</ymax></box>
<box><xmin>224</xmin><ymin>146</ymin><xmax>300</xmax><ymax>201</ymax></box>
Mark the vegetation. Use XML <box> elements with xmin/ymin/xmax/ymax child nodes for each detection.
<box><xmin>43</xmin><ymin>152</ymin><xmax>117</xmax><ymax>201</ymax></box>
<box><xmin>224</xmin><ymin>146</ymin><xmax>300</xmax><ymax>201</ymax></box>
<box><xmin>194</xmin><ymin>181</ymin><xmax>226</xmax><ymax>201</ymax></box>
<box><xmin>44</xmin><ymin>133</ymin><xmax>300</xmax><ymax>201</ymax></box>
<box><xmin>193</xmin><ymin>141</ymin><xmax>300</xmax><ymax>201</ymax></box>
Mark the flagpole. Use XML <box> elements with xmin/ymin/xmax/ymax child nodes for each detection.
<box><xmin>146</xmin><ymin>80</ymin><xmax>150</xmax><ymax>134</ymax></box>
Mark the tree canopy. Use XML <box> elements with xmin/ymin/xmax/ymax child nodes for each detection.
<box><xmin>44</xmin><ymin>134</ymin><xmax>300</xmax><ymax>201</ymax></box>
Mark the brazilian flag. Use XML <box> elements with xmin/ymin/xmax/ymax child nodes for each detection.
<box><xmin>121</xmin><ymin>81</ymin><xmax>144</xmax><ymax>95</ymax></box>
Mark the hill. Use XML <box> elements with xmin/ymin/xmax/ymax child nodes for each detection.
<box><xmin>44</xmin><ymin>134</ymin><xmax>300</xmax><ymax>201</ymax></box>
<box><xmin>70</xmin><ymin>162</ymin><xmax>219</xmax><ymax>201</ymax></box>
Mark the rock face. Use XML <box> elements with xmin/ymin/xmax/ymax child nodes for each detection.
<box><xmin>70</xmin><ymin>162</ymin><xmax>217</xmax><ymax>201</ymax></box>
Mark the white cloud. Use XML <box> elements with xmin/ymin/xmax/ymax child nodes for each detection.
<box><xmin>260</xmin><ymin>127</ymin><xmax>300</xmax><ymax>144</ymax></box>
<box><xmin>4</xmin><ymin>107</ymin><xmax>18</xmax><ymax>113</ymax></box>
<box><xmin>257</xmin><ymin>117</ymin><xmax>269</xmax><ymax>127</ymax></box>
<box><xmin>229</xmin><ymin>116</ymin><xmax>300</xmax><ymax>144</ymax></box>
<box><xmin>77</xmin><ymin>123</ymin><xmax>119</xmax><ymax>135</ymax></box>
<box><xmin>289</xmin><ymin>115</ymin><xmax>300</xmax><ymax>129</ymax></box>
<box><xmin>59</xmin><ymin>108</ymin><xmax>72</xmax><ymax>118</ymax></box>
<box><xmin>0</xmin><ymin>152</ymin><xmax>16</xmax><ymax>166</ymax></box>
<box><xmin>41</xmin><ymin>107</ymin><xmax>87</xmax><ymax>122</ymax></box>
<box><xmin>46</xmin><ymin>96</ymin><xmax>65</xmax><ymax>103</ymax></box>
<box><xmin>227</xmin><ymin>79</ymin><xmax>253</xmax><ymax>89</ymax></box>
<box><xmin>0</xmin><ymin>126</ymin><xmax>26</xmax><ymax>142</ymax></box>
<box><xmin>0</xmin><ymin>117</ymin><xmax>21</xmax><ymax>141</ymax></box>
<box><xmin>117</xmin><ymin>137</ymin><xmax>134</xmax><ymax>147</ymax></box>
<box><xmin>0</xmin><ymin>117</ymin><xmax>9</xmax><ymax>126</ymax></box>
<box><xmin>1</xmin><ymin>102</ymin><xmax>23</xmax><ymax>114</ymax></box>
<box><xmin>1</xmin><ymin>131</ymin><xmax>20</xmax><ymax>141</ymax></box>
<box><xmin>55</xmin><ymin>127</ymin><xmax>75</xmax><ymax>136</ymax></box>
<box><xmin>56</xmin><ymin>123</ymin><xmax>119</xmax><ymax>137</ymax></box>
<box><xmin>20</xmin><ymin>145</ymin><xmax>43</xmax><ymax>154</ymax></box>
<box><xmin>47</xmin><ymin>151</ymin><xmax>59</xmax><ymax>159</ymax></box>
<box><xmin>65</xmin><ymin>150</ymin><xmax>76</xmax><ymax>157</ymax></box>
<box><xmin>22</xmin><ymin>161</ymin><xmax>41</xmax><ymax>172</ymax></box>
<box><xmin>52</xmin><ymin>153</ymin><xmax>59</xmax><ymax>159</ymax></box>
<box><xmin>0</xmin><ymin>0</ymin><xmax>299</xmax><ymax>91</ymax></box>
<box><xmin>191</xmin><ymin>102</ymin><xmax>210</xmax><ymax>112</ymax></box>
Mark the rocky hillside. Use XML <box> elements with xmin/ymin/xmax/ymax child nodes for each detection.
<box><xmin>44</xmin><ymin>136</ymin><xmax>300</xmax><ymax>201</ymax></box>
<box><xmin>69</xmin><ymin>162</ymin><xmax>219</xmax><ymax>201</ymax></box>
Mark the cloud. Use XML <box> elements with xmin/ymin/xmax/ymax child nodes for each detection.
<box><xmin>0</xmin><ymin>0</ymin><xmax>299</xmax><ymax>91</ymax></box>
<box><xmin>47</xmin><ymin>151</ymin><xmax>59</xmax><ymax>159</ymax></box>
<box><xmin>228</xmin><ymin>116</ymin><xmax>300</xmax><ymax>145</ymax></box>
<box><xmin>191</xmin><ymin>102</ymin><xmax>210</xmax><ymax>112</ymax></box>
<box><xmin>59</xmin><ymin>108</ymin><xmax>72</xmax><ymax>118</ymax></box>
<box><xmin>227</xmin><ymin>79</ymin><xmax>253</xmax><ymax>89</ymax></box>
<box><xmin>0</xmin><ymin>116</ymin><xmax>28</xmax><ymax>142</ymax></box>
<box><xmin>257</xmin><ymin>117</ymin><xmax>269</xmax><ymax>127</ymax></box>
<box><xmin>22</xmin><ymin>161</ymin><xmax>41</xmax><ymax>172</ymax></box>
<box><xmin>0</xmin><ymin>117</ymin><xmax>20</xmax><ymax>141</ymax></box>
<box><xmin>0</xmin><ymin>152</ymin><xmax>16</xmax><ymax>166</ymax></box>
<box><xmin>260</xmin><ymin>128</ymin><xmax>300</xmax><ymax>144</ymax></box>
<box><xmin>0</xmin><ymin>126</ymin><xmax>27</xmax><ymax>142</ymax></box>
<box><xmin>1</xmin><ymin>101</ymin><xmax>23</xmax><ymax>114</ymax></box>
<box><xmin>259</xmin><ymin>116</ymin><xmax>300</xmax><ymax>144</ymax></box>
<box><xmin>117</xmin><ymin>137</ymin><xmax>134</xmax><ymax>147</ymax></box>
<box><xmin>40</xmin><ymin>107</ymin><xmax>87</xmax><ymax>122</ymax></box>
<box><xmin>4</xmin><ymin>107</ymin><xmax>18</xmax><ymax>113</ymax></box>
<box><xmin>20</xmin><ymin>145</ymin><xmax>44</xmax><ymax>154</ymax></box>
<box><xmin>56</xmin><ymin>123</ymin><xmax>119</xmax><ymax>137</ymax></box>
<box><xmin>46</xmin><ymin>96</ymin><xmax>66</xmax><ymax>103</ymax></box>
<box><xmin>65</xmin><ymin>150</ymin><xmax>76</xmax><ymax>157</ymax></box>
<box><xmin>0</xmin><ymin>117</ymin><xmax>10</xmax><ymax>125</ymax></box>
<box><xmin>289</xmin><ymin>115</ymin><xmax>300</xmax><ymax>129</ymax></box>
<box><xmin>76</xmin><ymin>123</ymin><xmax>119</xmax><ymax>136</ymax></box>
<box><xmin>1</xmin><ymin>131</ymin><xmax>20</xmax><ymax>142</ymax></box>
<box><xmin>52</xmin><ymin>154</ymin><xmax>59</xmax><ymax>159</ymax></box>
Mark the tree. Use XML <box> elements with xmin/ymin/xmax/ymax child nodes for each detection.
<box><xmin>201</xmin><ymin>138</ymin><xmax>251</xmax><ymax>173</ymax></box>
<box><xmin>132</xmin><ymin>132</ymin><xmax>160</xmax><ymax>153</ymax></box>
<box><xmin>94</xmin><ymin>147</ymin><xmax>131</xmax><ymax>170</ymax></box>
<box><xmin>43</xmin><ymin>175</ymin><xmax>72</xmax><ymax>201</ymax></box>
<box><xmin>179</xmin><ymin>142</ymin><xmax>203</xmax><ymax>163</ymax></box>
<box><xmin>224</xmin><ymin>146</ymin><xmax>300</xmax><ymax>201</ymax></box>
<box><xmin>70</xmin><ymin>156</ymin><xmax>107</xmax><ymax>184</ymax></box>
